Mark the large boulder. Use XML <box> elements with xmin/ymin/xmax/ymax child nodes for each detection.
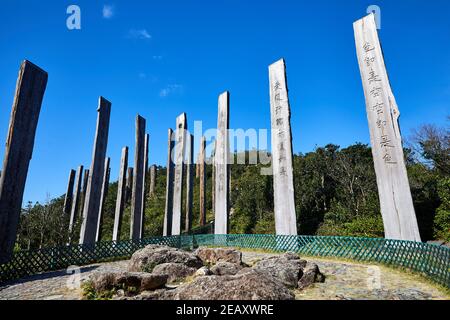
<box><xmin>171</xmin><ymin>269</ymin><xmax>294</xmax><ymax>300</ymax></box>
<box><xmin>194</xmin><ymin>247</ymin><xmax>242</xmax><ymax>265</ymax></box>
<box><xmin>297</xmin><ymin>262</ymin><xmax>325</xmax><ymax>290</ymax></box>
<box><xmin>152</xmin><ymin>263</ymin><xmax>197</xmax><ymax>283</ymax></box>
<box><xmin>128</xmin><ymin>245</ymin><xmax>203</xmax><ymax>272</ymax></box>
<box><xmin>210</xmin><ymin>262</ymin><xmax>241</xmax><ymax>276</ymax></box>
<box><xmin>89</xmin><ymin>271</ymin><xmax>168</xmax><ymax>293</ymax></box>
<box><xmin>251</xmin><ymin>253</ymin><xmax>307</xmax><ymax>288</ymax></box>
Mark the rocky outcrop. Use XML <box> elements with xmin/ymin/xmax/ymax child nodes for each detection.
<box><xmin>210</xmin><ymin>261</ymin><xmax>241</xmax><ymax>276</ymax></box>
<box><xmin>297</xmin><ymin>262</ymin><xmax>325</xmax><ymax>290</ymax></box>
<box><xmin>194</xmin><ymin>247</ymin><xmax>242</xmax><ymax>265</ymax></box>
<box><xmin>152</xmin><ymin>263</ymin><xmax>197</xmax><ymax>283</ymax></box>
<box><xmin>171</xmin><ymin>269</ymin><xmax>295</xmax><ymax>300</ymax></box>
<box><xmin>90</xmin><ymin>271</ymin><xmax>168</xmax><ymax>293</ymax></box>
<box><xmin>252</xmin><ymin>252</ymin><xmax>307</xmax><ymax>288</ymax></box>
<box><xmin>128</xmin><ymin>245</ymin><xmax>203</xmax><ymax>272</ymax></box>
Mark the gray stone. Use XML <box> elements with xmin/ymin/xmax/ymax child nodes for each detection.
<box><xmin>252</xmin><ymin>252</ymin><xmax>306</xmax><ymax>288</ymax></box>
<box><xmin>152</xmin><ymin>263</ymin><xmax>197</xmax><ymax>283</ymax></box>
<box><xmin>194</xmin><ymin>266</ymin><xmax>212</xmax><ymax>277</ymax></box>
<box><xmin>195</xmin><ymin>247</ymin><xmax>242</xmax><ymax>265</ymax></box>
<box><xmin>128</xmin><ymin>245</ymin><xmax>203</xmax><ymax>272</ymax></box>
<box><xmin>297</xmin><ymin>262</ymin><xmax>325</xmax><ymax>290</ymax></box>
<box><xmin>172</xmin><ymin>269</ymin><xmax>294</xmax><ymax>300</ymax></box>
<box><xmin>210</xmin><ymin>262</ymin><xmax>241</xmax><ymax>276</ymax></box>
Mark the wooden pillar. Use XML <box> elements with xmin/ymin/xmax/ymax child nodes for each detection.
<box><xmin>113</xmin><ymin>147</ymin><xmax>128</xmax><ymax>241</ymax></box>
<box><xmin>163</xmin><ymin>129</ymin><xmax>174</xmax><ymax>236</ymax></box>
<box><xmin>269</xmin><ymin>59</ymin><xmax>297</xmax><ymax>235</ymax></box>
<box><xmin>130</xmin><ymin>115</ymin><xmax>146</xmax><ymax>240</ymax></box>
<box><xmin>0</xmin><ymin>60</ymin><xmax>47</xmax><ymax>263</ymax></box>
<box><xmin>141</xmin><ymin>133</ymin><xmax>149</xmax><ymax>238</ymax></box>
<box><xmin>63</xmin><ymin>169</ymin><xmax>76</xmax><ymax>215</ymax></box>
<box><xmin>171</xmin><ymin>113</ymin><xmax>187</xmax><ymax>236</ymax></box>
<box><xmin>185</xmin><ymin>133</ymin><xmax>194</xmax><ymax>233</ymax></box>
<box><xmin>95</xmin><ymin>157</ymin><xmax>110</xmax><ymax>242</ymax></box>
<box><xmin>149</xmin><ymin>165</ymin><xmax>157</xmax><ymax>197</ymax></box>
<box><xmin>214</xmin><ymin>92</ymin><xmax>230</xmax><ymax>234</ymax></box>
<box><xmin>199</xmin><ymin>136</ymin><xmax>206</xmax><ymax>226</ymax></box>
<box><xmin>79</xmin><ymin>97</ymin><xmax>112</xmax><ymax>246</ymax></box>
<box><xmin>354</xmin><ymin>14</ymin><xmax>421</xmax><ymax>241</ymax></box>
<box><xmin>211</xmin><ymin>140</ymin><xmax>216</xmax><ymax>217</ymax></box>
<box><xmin>69</xmin><ymin>165</ymin><xmax>83</xmax><ymax>234</ymax></box>
<box><xmin>125</xmin><ymin>167</ymin><xmax>133</xmax><ymax>204</ymax></box>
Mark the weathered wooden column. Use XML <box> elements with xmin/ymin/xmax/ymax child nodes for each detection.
<box><xmin>81</xmin><ymin>169</ymin><xmax>90</xmax><ymax>213</ymax></box>
<box><xmin>130</xmin><ymin>115</ymin><xmax>146</xmax><ymax>240</ymax></box>
<box><xmin>95</xmin><ymin>157</ymin><xmax>110</xmax><ymax>242</ymax></box>
<box><xmin>69</xmin><ymin>165</ymin><xmax>83</xmax><ymax>234</ymax></box>
<box><xmin>171</xmin><ymin>114</ymin><xmax>187</xmax><ymax>235</ymax></box>
<box><xmin>269</xmin><ymin>59</ymin><xmax>297</xmax><ymax>235</ymax></box>
<box><xmin>141</xmin><ymin>133</ymin><xmax>149</xmax><ymax>237</ymax></box>
<box><xmin>185</xmin><ymin>133</ymin><xmax>194</xmax><ymax>233</ymax></box>
<box><xmin>125</xmin><ymin>167</ymin><xmax>133</xmax><ymax>204</ymax></box>
<box><xmin>214</xmin><ymin>92</ymin><xmax>230</xmax><ymax>234</ymax></box>
<box><xmin>149</xmin><ymin>165</ymin><xmax>157</xmax><ymax>197</ymax></box>
<box><xmin>113</xmin><ymin>147</ymin><xmax>128</xmax><ymax>241</ymax></box>
<box><xmin>79</xmin><ymin>97</ymin><xmax>112</xmax><ymax>246</ymax></box>
<box><xmin>354</xmin><ymin>14</ymin><xmax>421</xmax><ymax>241</ymax></box>
<box><xmin>63</xmin><ymin>169</ymin><xmax>76</xmax><ymax>215</ymax></box>
<box><xmin>163</xmin><ymin>129</ymin><xmax>175</xmax><ymax>236</ymax></box>
<box><xmin>211</xmin><ymin>140</ymin><xmax>216</xmax><ymax>217</ymax></box>
<box><xmin>0</xmin><ymin>61</ymin><xmax>47</xmax><ymax>263</ymax></box>
<box><xmin>199</xmin><ymin>136</ymin><xmax>207</xmax><ymax>226</ymax></box>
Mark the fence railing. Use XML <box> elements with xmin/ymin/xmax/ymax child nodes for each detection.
<box><xmin>1</xmin><ymin>235</ymin><xmax>449</xmax><ymax>288</ymax></box>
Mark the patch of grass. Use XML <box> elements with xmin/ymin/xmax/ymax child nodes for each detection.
<box><xmin>81</xmin><ymin>280</ymin><xmax>116</xmax><ymax>300</ymax></box>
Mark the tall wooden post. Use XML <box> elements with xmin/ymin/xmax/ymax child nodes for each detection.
<box><xmin>113</xmin><ymin>147</ymin><xmax>128</xmax><ymax>241</ymax></box>
<box><xmin>214</xmin><ymin>92</ymin><xmax>230</xmax><ymax>234</ymax></box>
<box><xmin>63</xmin><ymin>169</ymin><xmax>76</xmax><ymax>215</ymax></box>
<box><xmin>81</xmin><ymin>169</ymin><xmax>90</xmax><ymax>215</ymax></box>
<box><xmin>149</xmin><ymin>165</ymin><xmax>157</xmax><ymax>197</ymax></box>
<box><xmin>269</xmin><ymin>59</ymin><xmax>297</xmax><ymax>235</ymax></box>
<box><xmin>163</xmin><ymin>129</ymin><xmax>174</xmax><ymax>236</ymax></box>
<box><xmin>0</xmin><ymin>60</ymin><xmax>47</xmax><ymax>263</ymax></box>
<box><xmin>79</xmin><ymin>97</ymin><xmax>111</xmax><ymax>246</ymax></box>
<box><xmin>354</xmin><ymin>14</ymin><xmax>421</xmax><ymax>241</ymax></box>
<box><xmin>185</xmin><ymin>133</ymin><xmax>194</xmax><ymax>233</ymax></box>
<box><xmin>69</xmin><ymin>165</ymin><xmax>83</xmax><ymax>234</ymax></box>
<box><xmin>141</xmin><ymin>133</ymin><xmax>149</xmax><ymax>238</ymax></box>
<box><xmin>199</xmin><ymin>136</ymin><xmax>207</xmax><ymax>226</ymax></box>
<box><xmin>95</xmin><ymin>157</ymin><xmax>110</xmax><ymax>242</ymax></box>
<box><xmin>211</xmin><ymin>140</ymin><xmax>216</xmax><ymax>217</ymax></box>
<box><xmin>125</xmin><ymin>167</ymin><xmax>133</xmax><ymax>204</ymax></box>
<box><xmin>172</xmin><ymin>113</ymin><xmax>187</xmax><ymax>236</ymax></box>
<box><xmin>130</xmin><ymin>115</ymin><xmax>146</xmax><ymax>240</ymax></box>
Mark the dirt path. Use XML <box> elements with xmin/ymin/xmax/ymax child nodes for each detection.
<box><xmin>0</xmin><ymin>251</ymin><xmax>448</xmax><ymax>300</ymax></box>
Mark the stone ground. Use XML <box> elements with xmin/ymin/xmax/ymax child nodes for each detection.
<box><xmin>0</xmin><ymin>251</ymin><xmax>448</xmax><ymax>300</ymax></box>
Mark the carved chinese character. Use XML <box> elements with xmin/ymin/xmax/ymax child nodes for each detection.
<box><xmin>363</xmin><ymin>42</ymin><xmax>375</xmax><ymax>53</ymax></box>
<box><xmin>370</xmin><ymin>86</ymin><xmax>382</xmax><ymax>98</ymax></box>
<box><xmin>380</xmin><ymin>135</ymin><xmax>394</xmax><ymax>149</ymax></box>
<box><xmin>368</xmin><ymin>69</ymin><xmax>381</xmax><ymax>84</ymax></box>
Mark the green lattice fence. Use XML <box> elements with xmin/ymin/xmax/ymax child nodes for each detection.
<box><xmin>1</xmin><ymin>235</ymin><xmax>449</xmax><ymax>288</ymax></box>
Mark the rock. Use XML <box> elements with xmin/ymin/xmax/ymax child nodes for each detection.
<box><xmin>252</xmin><ymin>253</ymin><xmax>307</xmax><ymax>288</ymax></box>
<box><xmin>195</xmin><ymin>247</ymin><xmax>242</xmax><ymax>265</ymax></box>
<box><xmin>128</xmin><ymin>245</ymin><xmax>203</xmax><ymax>272</ymax></box>
<box><xmin>171</xmin><ymin>269</ymin><xmax>294</xmax><ymax>300</ymax></box>
<box><xmin>297</xmin><ymin>262</ymin><xmax>325</xmax><ymax>290</ymax></box>
<box><xmin>89</xmin><ymin>271</ymin><xmax>168</xmax><ymax>294</ymax></box>
<box><xmin>194</xmin><ymin>266</ymin><xmax>212</xmax><ymax>277</ymax></box>
<box><xmin>210</xmin><ymin>262</ymin><xmax>241</xmax><ymax>276</ymax></box>
<box><xmin>90</xmin><ymin>272</ymin><xmax>116</xmax><ymax>292</ymax></box>
<box><xmin>152</xmin><ymin>263</ymin><xmax>197</xmax><ymax>283</ymax></box>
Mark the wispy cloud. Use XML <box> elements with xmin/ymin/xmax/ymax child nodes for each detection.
<box><xmin>160</xmin><ymin>84</ymin><xmax>184</xmax><ymax>97</ymax></box>
<box><xmin>127</xmin><ymin>29</ymin><xmax>152</xmax><ymax>39</ymax></box>
<box><xmin>102</xmin><ymin>5</ymin><xmax>114</xmax><ymax>19</ymax></box>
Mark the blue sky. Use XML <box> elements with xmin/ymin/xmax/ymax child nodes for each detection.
<box><xmin>0</xmin><ymin>0</ymin><xmax>449</xmax><ymax>204</ymax></box>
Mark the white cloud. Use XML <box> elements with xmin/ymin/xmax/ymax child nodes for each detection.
<box><xmin>102</xmin><ymin>5</ymin><xmax>114</xmax><ymax>19</ymax></box>
<box><xmin>160</xmin><ymin>84</ymin><xmax>183</xmax><ymax>97</ymax></box>
<box><xmin>128</xmin><ymin>29</ymin><xmax>152</xmax><ymax>39</ymax></box>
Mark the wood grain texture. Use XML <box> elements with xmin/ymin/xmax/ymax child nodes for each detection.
<box><xmin>69</xmin><ymin>165</ymin><xmax>83</xmax><ymax>234</ymax></box>
<box><xmin>79</xmin><ymin>97</ymin><xmax>111</xmax><ymax>246</ymax></box>
<box><xmin>269</xmin><ymin>59</ymin><xmax>297</xmax><ymax>235</ymax></box>
<box><xmin>0</xmin><ymin>60</ymin><xmax>47</xmax><ymax>263</ymax></box>
<box><xmin>113</xmin><ymin>147</ymin><xmax>128</xmax><ymax>241</ymax></box>
<box><xmin>353</xmin><ymin>14</ymin><xmax>421</xmax><ymax>241</ymax></box>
